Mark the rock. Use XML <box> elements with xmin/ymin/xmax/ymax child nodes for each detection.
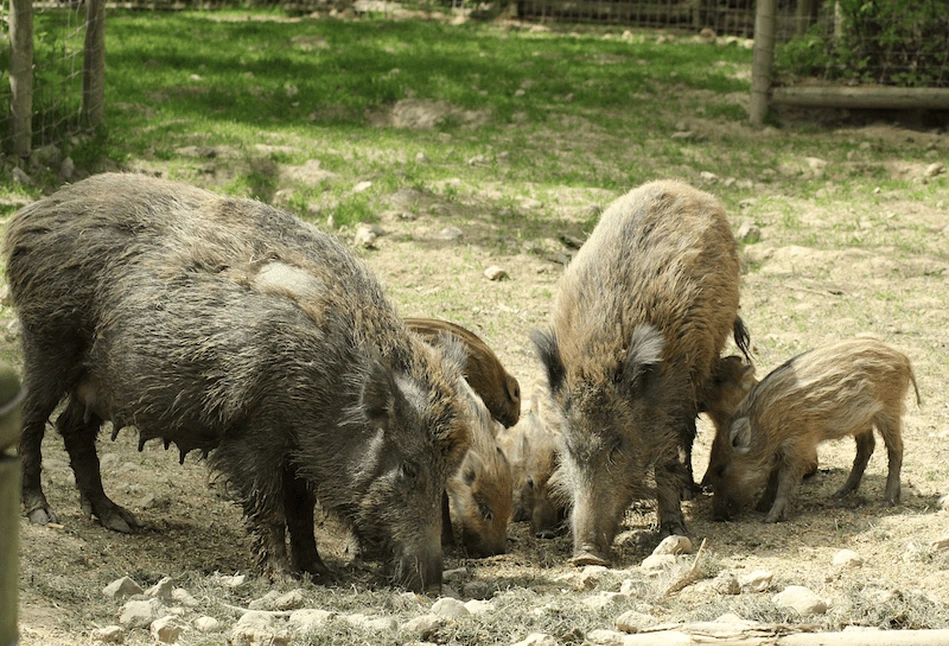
<box><xmin>464</xmin><ymin>599</ymin><xmax>495</xmax><ymax>614</ymax></box>
<box><xmin>432</xmin><ymin>597</ymin><xmax>470</xmax><ymax>618</ymax></box>
<box><xmin>772</xmin><ymin>585</ymin><xmax>828</xmax><ymax>616</ymax></box>
<box><xmin>92</xmin><ymin>625</ymin><xmax>125</xmax><ymax>643</ymax></box>
<box><xmin>585</xmin><ymin>629</ymin><xmax>627</xmax><ymax>645</ymax></box>
<box><xmin>230</xmin><ymin>611</ymin><xmax>291</xmax><ymax>646</ymax></box>
<box><xmin>736</xmin><ymin>221</ymin><xmax>762</xmax><ymax>244</ymax></box>
<box><xmin>700</xmin><ymin>171</ymin><xmax>719</xmax><ymax>182</ymax></box>
<box><xmin>272</xmin><ymin>589</ymin><xmax>307</xmax><ymax>611</ymax></box>
<box><xmin>145</xmin><ymin>577</ymin><xmax>175</xmax><ymax>602</ymax></box>
<box><xmin>615</xmin><ymin>610</ymin><xmax>658</xmax><ymax>633</ymax></box>
<box><xmin>582</xmin><ymin>591</ymin><xmax>628</xmax><ymax>610</ymax></box>
<box><xmin>437</xmin><ymin>226</ymin><xmax>464</xmax><ymax>241</ymax></box>
<box><xmin>511</xmin><ymin>633</ymin><xmax>558</xmax><ymax>646</ymax></box>
<box><xmin>194</xmin><ymin>616</ymin><xmax>221</xmax><ymax>632</ymax></box>
<box><xmin>103</xmin><ymin>576</ymin><xmax>144</xmax><ymax>599</ymax></box>
<box><xmin>118</xmin><ymin>598</ymin><xmax>163</xmax><ymax>630</ymax></box>
<box><xmin>712</xmin><ymin>572</ymin><xmax>741</xmax><ymax>595</ymax></box>
<box><xmin>216</xmin><ymin>574</ymin><xmax>246</xmax><ymax>588</ymax></box>
<box><xmin>171</xmin><ymin>588</ymin><xmax>199</xmax><ymax>607</ymax></box>
<box><xmin>248</xmin><ymin>590</ymin><xmax>281</xmax><ymax>610</ymax></box>
<box><xmin>442</xmin><ymin>567</ymin><xmax>468</xmax><ymax>582</ymax></box>
<box><xmin>930</xmin><ymin>537</ymin><xmax>949</xmax><ymax>552</ymax></box>
<box><xmin>150</xmin><ymin>615</ymin><xmax>186</xmax><ymax>643</ymax></box>
<box><xmin>833</xmin><ymin>549</ymin><xmax>864</xmax><ymax>568</ymax></box>
<box><xmin>575</xmin><ymin>565</ymin><xmax>608</xmax><ymax>590</ymax></box>
<box><xmin>343</xmin><ymin>613</ymin><xmax>398</xmax><ymax>631</ymax></box>
<box><xmin>652</xmin><ymin>535</ymin><xmax>692</xmax><ymax>556</ymax></box>
<box><xmin>640</xmin><ymin>553</ymin><xmax>677</xmax><ymax>574</ymax></box>
<box><xmin>354</xmin><ymin>224</ymin><xmax>379</xmax><ymax>248</ymax></box>
<box><xmin>401</xmin><ymin>613</ymin><xmax>449</xmax><ymax>640</ymax></box>
<box><xmin>924</xmin><ymin>162</ymin><xmax>943</xmax><ymax>177</ymax></box>
<box><xmin>288</xmin><ymin>609</ymin><xmax>333</xmax><ymax>633</ymax></box>
<box><xmin>484</xmin><ymin>265</ymin><xmax>508</xmax><ymax>281</ymax></box>
<box><xmin>739</xmin><ymin>569</ymin><xmax>773</xmax><ymax>593</ymax></box>
<box><xmin>353</xmin><ymin>180</ymin><xmax>373</xmax><ymax>193</ymax></box>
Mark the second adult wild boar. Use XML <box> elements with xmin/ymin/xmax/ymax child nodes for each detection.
<box><xmin>5</xmin><ymin>173</ymin><xmax>472</xmax><ymax>592</ymax></box>
<box><xmin>532</xmin><ymin>179</ymin><xmax>747</xmax><ymax>566</ymax></box>
<box><xmin>707</xmin><ymin>338</ymin><xmax>919</xmax><ymax>523</ymax></box>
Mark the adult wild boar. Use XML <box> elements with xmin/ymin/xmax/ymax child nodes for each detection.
<box><xmin>532</xmin><ymin>179</ymin><xmax>748</xmax><ymax>566</ymax></box>
<box><xmin>5</xmin><ymin>173</ymin><xmax>471</xmax><ymax>592</ymax></box>
<box><xmin>706</xmin><ymin>338</ymin><xmax>919</xmax><ymax>523</ymax></box>
<box><xmin>405</xmin><ymin>317</ymin><xmax>521</xmax><ymax>428</ymax></box>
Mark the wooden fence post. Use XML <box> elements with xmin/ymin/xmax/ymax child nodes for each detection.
<box><xmin>0</xmin><ymin>366</ymin><xmax>24</xmax><ymax>646</ymax></box>
<box><xmin>749</xmin><ymin>0</ymin><xmax>776</xmax><ymax>127</ymax></box>
<box><xmin>9</xmin><ymin>0</ymin><xmax>34</xmax><ymax>158</ymax></box>
<box><xmin>83</xmin><ymin>0</ymin><xmax>107</xmax><ymax>128</ymax></box>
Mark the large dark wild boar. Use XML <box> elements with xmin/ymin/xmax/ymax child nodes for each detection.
<box><xmin>531</xmin><ymin>179</ymin><xmax>747</xmax><ymax>566</ymax></box>
<box><xmin>5</xmin><ymin>173</ymin><xmax>472</xmax><ymax>592</ymax></box>
<box><xmin>707</xmin><ymin>338</ymin><xmax>918</xmax><ymax>523</ymax></box>
<box><xmin>405</xmin><ymin>317</ymin><xmax>521</xmax><ymax>429</ymax></box>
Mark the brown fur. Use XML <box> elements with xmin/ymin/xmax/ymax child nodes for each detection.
<box><xmin>533</xmin><ymin>179</ymin><xmax>746</xmax><ymax>564</ymax></box>
<box><xmin>406</xmin><ymin>318</ymin><xmax>521</xmax><ymax>428</ymax></box>
<box><xmin>707</xmin><ymin>338</ymin><xmax>919</xmax><ymax>523</ymax></box>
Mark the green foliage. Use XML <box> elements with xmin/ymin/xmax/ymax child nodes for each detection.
<box><xmin>777</xmin><ymin>0</ymin><xmax>949</xmax><ymax>87</ymax></box>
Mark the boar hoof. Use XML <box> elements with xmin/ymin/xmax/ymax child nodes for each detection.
<box><xmin>98</xmin><ymin>507</ymin><xmax>142</xmax><ymax>534</ymax></box>
<box><xmin>25</xmin><ymin>504</ymin><xmax>60</xmax><ymax>526</ymax></box>
<box><xmin>569</xmin><ymin>550</ymin><xmax>610</xmax><ymax>567</ymax></box>
<box><xmin>658</xmin><ymin>521</ymin><xmax>688</xmax><ymax>540</ymax></box>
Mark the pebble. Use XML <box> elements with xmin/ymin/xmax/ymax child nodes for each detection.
<box><xmin>103</xmin><ymin>576</ymin><xmax>143</xmax><ymax>599</ymax></box>
<box><xmin>739</xmin><ymin>569</ymin><xmax>773</xmax><ymax>593</ymax></box>
<box><xmin>353</xmin><ymin>180</ymin><xmax>373</xmax><ymax>193</ymax></box>
<box><xmin>772</xmin><ymin>585</ymin><xmax>828</xmax><ymax>616</ymax></box>
<box><xmin>640</xmin><ymin>553</ymin><xmax>677</xmax><ymax>574</ymax></box>
<box><xmin>343</xmin><ymin>613</ymin><xmax>398</xmax><ymax>631</ymax></box>
<box><xmin>118</xmin><ymin>598</ymin><xmax>163</xmax><ymax>630</ymax></box>
<box><xmin>615</xmin><ymin>610</ymin><xmax>658</xmax><ymax>633</ymax></box>
<box><xmin>171</xmin><ymin>587</ymin><xmax>199</xmax><ymax>607</ymax></box>
<box><xmin>484</xmin><ymin>265</ymin><xmax>508</xmax><ymax>281</ymax></box>
<box><xmin>401</xmin><ymin>613</ymin><xmax>449</xmax><ymax>640</ymax></box>
<box><xmin>272</xmin><ymin>588</ymin><xmax>307</xmax><ymax>611</ymax></box>
<box><xmin>288</xmin><ymin>608</ymin><xmax>333</xmax><ymax>632</ymax></box>
<box><xmin>248</xmin><ymin>590</ymin><xmax>281</xmax><ymax>610</ymax></box>
<box><xmin>150</xmin><ymin>615</ymin><xmax>186</xmax><ymax>643</ymax></box>
<box><xmin>581</xmin><ymin>591</ymin><xmax>628</xmax><ymax>610</ymax></box>
<box><xmin>924</xmin><ymin>162</ymin><xmax>943</xmax><ymax>177</ymax></box>
<box><xmin>585</xmin><ymin>628</ymin><xmax>626</xmax><ymax>645</ymax></box>
<box><xmin>832</xmin><ymin>549</ymin><xmax>864</xmax><ymax>568</ymax></box>
<box><xmin>92</xmin><ymin>625</ymin><xmax>125</xmax><ymax>643</ymax></box>
<box><xmin>464</xmin><ymin>599</ymin><xmax>495</xmax><ymax>615</ymax></box>
<box><xmin>432</xmin><ymin>597</ymin><xmax>470</xmax><ymax>618</ymax></box>
<box><xmin>145</xmin><ymin>577</ymin><xmax>174</xmax><ymax>602</ymax></box>
<box><xmin>193</xmin><ymin>616</ymin><xmax>221</xmax><ymax>632</ymax></box>
<box><xmin>437</xmin><ymin>226</ymin><xmax>464</xmax><ymax>241</ymax></box>
<box><xmin>230</xmin><ymin>611</ymin><xmax>291</xmax><ymax>646</ymax></box>
<box><xmin>354</xmin><ymin>224</ymin><xmax>379</xmax><ymax>248</ymax></box>
<box><xmin>711</xmin><ymin>572</ymin><xmax>741</xmax><ymax>595</ymax></box>
<box><xmin>651</xmin><ymin>535</ymin><xmax>692</xmax><ymax>556</ymax></box>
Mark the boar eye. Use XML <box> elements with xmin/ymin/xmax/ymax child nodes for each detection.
<box><xmin>478</xmin><ymin>503</ymin><xmax>494</xmax><ymax>521</ymax></box>
<box><xmin>526</xmin><ymin>475</ymin><xmax>535</xmax><ymax>490</ymax></box>
<box><xmin>400</xmin><ymin>462</ymin><xmax>418</xmax><ymax>481</ymax></box>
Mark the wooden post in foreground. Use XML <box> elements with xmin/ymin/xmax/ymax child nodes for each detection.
<box><xmin>0</xmin><ymin>366</ymin><xmax>24</xmax><ymax>646</ymax></box>
<box><xmin>83</xmin><ymin>0</ymin><xmax>107</xmax><ymax>128</ymax></box>
<box><xmin>9</xmin><ymin>0</ymin><xmax>34</xmax><ymax>158</ymax></box>
<box><xmin>749</xmin><ymin>0</ymin><xmax>776</xmax><ymax>127</ymax></box>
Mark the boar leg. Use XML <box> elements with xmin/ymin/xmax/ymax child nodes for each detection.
<box><xmin>656</xmin><ymin>460</ymin><xmax>688</xmax><ymax>538</ymax></box>
<box><xmin>57</xmin><ymin>397</ymin><xmax>142</xmax><ymax>533</ymax></box>
<box><xmin>875</xmin><ymin>414</ymin><xmax>903</xmax><ymax>505</ymax></box>
<box><xmin>283</xmin><ymin>467</ymin><xmax>331</xmax><ymax>581</ymax></box>
<box><xmin>755</xmin><ymin>465</ymin><xmax>780</xmax><ymax>512</ymax></box>
<box><xmin>763</xmin><ymin>463</ymin><xmax>801</xmax><ymax>523</ymax></box>
<box><xmin>441</xmin><ymin>491</ymin><xmax>455</xmax><ymax>546</ymax></box>
<box><xmin>678</xmin><ymin>417</ymin><xmax>700</xmax><ymax>500</ymax></box>
<box><xmin>832</xmin><ymin>430</ymin><xmax>875</xmax><ymax>499</ymax></box>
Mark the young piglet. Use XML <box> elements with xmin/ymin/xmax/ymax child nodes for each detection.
<box><xmin>707</xmin><ymin>338</ymin><xmax>919</xmax><ymax>523</ymax></box>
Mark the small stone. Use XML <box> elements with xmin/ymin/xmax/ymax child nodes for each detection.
<box><xmin>484</xmin><ymin>265</ymin><xmax>508</xmax><ymax>281</ymax></box>
<box><xmin>437</xmin><ymin>227</ymin><xmax>463</xmax><ymax>241</ymax></box>
<box><xmin>193</xmin><ymin>616</ymin><xmax>221</xmax><ymax>632</ymax></box>
<box><xmin>248</xmin><ymin>590</ymin><xmax>280</xmax><ymax>610</ymax></box>
<box><xmin>615</xmin><ymin>610</ymin><xmax>658</xmax><ymax>633</ymax></box>
<box><xmin>736</xmin><ymin>222</ymin><xmax>762</xmax><ymax>244</ymax></box>
<box><xmin>712</xmin><ymin>572</ymin><xmax>741</xmax><ymax>595</ymax></box>
<box><xmin>700</xmin><ymin>171</ymin><xmax>719</xmax><ymax>182</ymax></box>
<box><xmin>464</xmin><ymin>599</ymin><xmax>495</xmax><ymax>615</ymax></box>
<box><xmin>585</xmin><ymin>629</ymin><xmax>626</xmax><ymax>645</ymax></box>
<box><xmin>582</xmin><ymin>591</ymin><xmax>628</xmax><ymax>610</ymax></box>
<box><xmin>217</xmin><ymin>574</ymin><xmax>246</xmax><ymax>588</ymax></box>
<box><xmin>150</xmin><ymin>615</ymin><xmax>186</xmax><ymax>643</ymax></box>
<box><xmin>772</xmin><ymin>585</ymin><xmax>828</xmax><ymax>616</ymax></box>
<box><xmin>93</xmin><ymin>625</ymin><xmax>125</xmax><ymax>643</ymax></box>
<box><xmin>833</xmin><ymin>549</ymin><xmax>864</xmax><ymax>568</ymax></box>
<box><xmin>343</xmin><ymin>613</ymin><xmax>398</xmax><ymax>631</ymax></box>
<box><xmin>575</xmin><ymin>565</ymin><xmax>608</xmax><ymax>590</ymax></box>
<box><xmin>288</xmin><ymin>609</ymin><xmax>333</xmax><ymax>632</ymax></box>
<box><xmin>171</xmin><ymin>588</ymin><xmax>199</xmax><ymax>607</ymax></box>
<box><xmin>103</xmin><ymin>576</ymin><xmax>144</xmax><ymax>599</ymax></box>
<box><xmin>432</xmin><ymin>597</ymin><xmax>469</xmax><ymax>618</ymax></box>
<box><xmin>272</xmin><ymin>588</ymin><xmax>306</xmax><ymax>611</ymax></box>
<box><xmin>416</xmin><ymin>152</ymin><xmax>430</xmax><ymax>163</ymax></box>
<box><xmin>118</xmin><ymin>598</ymin><xmax>163</xmax><ymax>630</ymax></box>
<box><xmin>640</xmin><ymin>553</ymin><xmax>677</xmax><ymax>574</ymax></box>
<box><xmin>353</xmin><ymin>181</ymin><xmax>373</xmax><ymax>193</ymax></box>
<box><xmin>354</xmin><ymin>224</ymin><xmax>379</xmax><ymax>248</ymax></box>
<box><xmin>401</xmin><ymin>613</ymin><xmax>449</xmax><ymax>640</ymax></box>
<box><xmin>511</xmin><ymin>633</ymin><xmax>558</xmax><ymax>646</ymax></box>
<box><xmin>230</xmin><ymin>611</ymin><xmax>291</xmax><ymax>646</ymax></box>
<box><xmin>924</xmin><ymin>162</ymin><xmax>943</xmax><ymax>177</ymax></box>
<box><xmin>651</xmin><ymin>535</ymin><xmax>692</xmax><ymax>556</ymax></box>
<box><xmin>739</xmin><ymin>569</ymin><xmax>773</xmax><ymax>593</ymax></box>
<box><xmin>145</xmin><ymin>577</ymin><xmax>174</xmax><ymax>602</ymax></box>
<box><xmin>930</xmin><ymin>537</ymin><xmax>949</xmax><ymax>552</ymax></box>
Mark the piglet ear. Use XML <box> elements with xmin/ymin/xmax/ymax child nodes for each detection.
<box><xmin>729</xmin><ymin>417</ymin><xmax>753</xmax><ymax>452</ymax></box>
<box><xmin>618</xmin><ymin>323</ymin><xmax>664</xmax><ymax>396</ymax></box>
<box><xmin>739</xmin><ymin>365</ymin><xmax>757</xmax><ymax>391</ymax></box>
<box><xmin>531</xmin><ymin>329</ymin><xmax>566</xmax><ymax>394</ymax></box>
<box><xmin>361</xmin><ymin>359</ymin><xmax>398</xmax><ymax>431</ymax></box>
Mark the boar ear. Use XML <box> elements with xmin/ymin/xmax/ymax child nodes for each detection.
<box><xmin>361</xmin><ymin>359</ymin><xmax>398</xmax><ymax>430</ymax></box>
<box><xmin>531</xmin><ymin>329</ymin><xmax>566</xmax><ymax>394</ymax></box>
<box><xmin>619</xmin><ymin>324</ymin><xmax>664</xmax><ymax>395</ymax></box>
<box><xmin>462</xmin><ymin>451</ymin><xmax>484</xmax><ymax>486</ymax></box>
<box><xmin>739</xmin><ymin>365</ymin><xmax>757</xmax><ymax>391</ymax></box>
<box><xmin>729</xmin><ymin>417</ymin><xmax>753</xmax><ymax>452</ymax></box>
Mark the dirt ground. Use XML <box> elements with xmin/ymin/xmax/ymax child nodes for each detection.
<box><xmin>5</xmin><ymin>108</ymin><xmax>949</xmax><ymax>645</ymax></box>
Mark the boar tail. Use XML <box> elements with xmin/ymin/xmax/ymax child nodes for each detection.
<box><xmin>733</xmin><ymin>316</ymin><xmax>752</xmax><ymax>363</ymax></box>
